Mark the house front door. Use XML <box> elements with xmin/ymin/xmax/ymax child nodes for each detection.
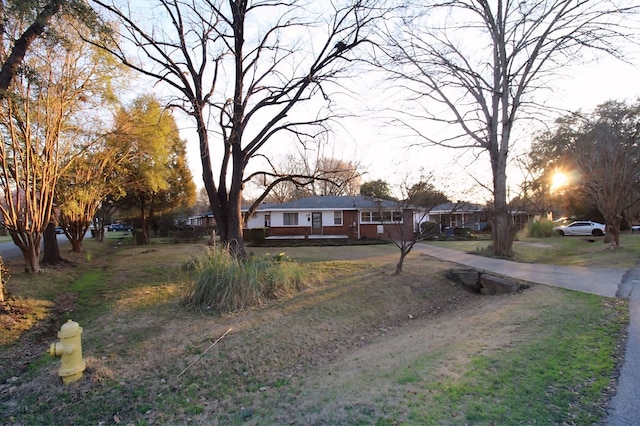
<box><xmin>311</xmin><ymin>212</ymin><xmax>322</xmax><ymax>234</ymax></box>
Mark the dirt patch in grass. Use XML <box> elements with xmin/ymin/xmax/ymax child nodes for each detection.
<box><xmin>0</xmin><ymin>243</ymin><xmax>626</xmax><ymax>425</ymax></box>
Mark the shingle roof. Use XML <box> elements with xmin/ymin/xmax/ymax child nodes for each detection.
<box><xmin>253</xmin><ymin>195</ymin><xmax>399</xmax><ymax>211</ymax></box>
<box><xmin>431</xmin><ymin>202</ymin><xmax>484</xmax><ymax>213</ymax></box>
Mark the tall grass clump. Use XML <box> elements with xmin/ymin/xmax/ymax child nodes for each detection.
<box><xmin>523</xmin><ymin>219</ymin><xmax>555</xmax><ymax>238</ymax></box>
<box><xmin>181</xmin><ymin>248</ymin><xmax>311</xmax><ymax>313</ymax></box>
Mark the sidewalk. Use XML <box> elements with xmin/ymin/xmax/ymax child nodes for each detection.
<box><xmin>413</xmin><ymin>243</ymin><xmax>638</xmax><ymax>425</ymax></box>
<box><xmin>413</xmin><ymin>243</ymin><xmax>625</xmax><ymax>298</ymax></box>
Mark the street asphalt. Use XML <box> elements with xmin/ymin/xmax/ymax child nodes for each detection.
<box><xmin>413</xmin><ymin>243</ymin><xmax>638</xmax><ymax>426</ymax></box>
<box><xmin>0</xmin><ymin>233</ymin><xmax>70</xmax><ymax>261</ymax></box>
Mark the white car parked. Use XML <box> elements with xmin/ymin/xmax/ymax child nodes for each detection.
<box><xmin>553</xmin><ymin>221</ymin><xmax>606</xmax><ymax>236</ymax></box>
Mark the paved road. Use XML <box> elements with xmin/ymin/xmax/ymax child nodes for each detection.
<box><xmin>0</xmin><ymin>233</ymin><xmax>71</xmax><ymax>261</ymax></box>
<box><xmin>606</xmin><ymin>267</ymin><xmax>640</xmax><ymax>426</ymax></box>
<box><xmin>414</xmin><ymin>243</ymin><xmax>638</xmax><ymax>426</ymax></box>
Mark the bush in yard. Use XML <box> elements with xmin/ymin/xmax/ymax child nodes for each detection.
<box><xmin>524</xmin><ymin>219</ymin><xmax>555</xmax><ymax>238</ymax></box>
<box><xmin>248</xmin><ymin>228</ymin><xmax>268</xmax><ymax>244</ymax></box>
<box><xmin>181</xmin><ymin>247</ymin><xmax>310</xmax><ymax>312</ymax></box>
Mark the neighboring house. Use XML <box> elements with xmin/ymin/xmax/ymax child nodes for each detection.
<box><xmin>426</xmin><ymin>202</ymin><xmax>535</xmax><ymax>232</ymax></box>
<box><xmin>243</xmin><ymin>195</ymin><xmax>418</xmax><ymax>240</ymax></box>
<box><xmin>427</xmin><ymin>202</ymin><xmax>490</xmax><ymax>231</ymax></box>
<box><xmin>187</xmin><ymin>212</ymin><xmax>216</xmax><ymax>227</ymax></box>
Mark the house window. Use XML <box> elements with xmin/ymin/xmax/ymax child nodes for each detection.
<box><xmin>334</xmin><ymin>211</ymin><xmax>342</xmax><ymax>225</ymax></box>
<box><xmin>283</xmin><ymin>212</ymin><xmax>298</xmax><ymax>226</ymax></box>
<box><xmin>264</xmin><ymin>214</ymin><xmax>271</xmax><ymax>228</ymax></box>
<box><xmin>361</xmin><ymin>210</ymin><xmax>402</xmax><ymax>223</ymax></box>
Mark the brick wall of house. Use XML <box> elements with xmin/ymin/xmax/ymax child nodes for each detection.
<box><xmin>268</xmin><ymin>226</ymin><xmax>309</xmax><ymax>236</ymax></box>
<box><xmin>242</xmin><ymin>209</ymin><xmax>416</xmax><ymax>241</ymax></box>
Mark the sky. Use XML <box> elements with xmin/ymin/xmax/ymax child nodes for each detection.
<box><xmin>177</xmin><ymin>54</ymin><xmax>639</xmax><ymax>203</ymax></box>
<box><xmin>343</xmin><ymin>56</ymin><xmax>640</xmax><ymax>202</ymax></box>
<box><xmin>118</xmin><ymin>1</ymin><xmax>640</xmax><ymax>204</ymax></box>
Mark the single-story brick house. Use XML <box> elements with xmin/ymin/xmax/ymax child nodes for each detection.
<box><xmin>243</xmin><ymin>195</ymin><xmax>420</xmax><ymax>240</ymax></box>
<box><xmin>187</xmin><ymin>197</ymin><xmax>534</xmax><ymax>239</ymax></box>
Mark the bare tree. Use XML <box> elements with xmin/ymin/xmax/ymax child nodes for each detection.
<box><xmin>92</xmin><ymin>0</ymin><xmax>383</xmax><ymax>258</ymax></box>
<box><xmin>382</xmin><ymin>176</ymin><xmax>449</xmax><ymax>274</ymax></box>
<box><xmin>255</xmin><ymin>144</ymin><xmax>363</xmax><ymax>203</ymax></box>
<box><xmin>377</xmin><ymin>0</ymin><xmax>639</xmax><ymax>257</ymax></box>
<box><xmin>312</xmin><ymin>156</ymin><xmax>362</xmax><ymax>196</ymax></box>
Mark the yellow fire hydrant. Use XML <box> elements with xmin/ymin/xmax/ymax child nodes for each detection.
<box><xmin>49</xmin><ymin>320</ymin><xmax>86</xmax><ymax>384</ymax></box>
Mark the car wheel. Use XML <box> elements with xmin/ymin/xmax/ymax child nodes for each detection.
<box><xmin>592</xmin><ymin>229</ymin><xmax>604</xmax><ymax>236</ymax></box>
<box><xmin>556</xmin><ymin>230</ymin><xmax>565</xmax><ymax>236</ymax></box>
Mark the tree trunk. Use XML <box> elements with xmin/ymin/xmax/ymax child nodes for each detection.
<box><xmin>492</xmin><ymin>212</ymin><xmax>515</xmax><ymax>257</ymax></box>
<box><xmin>70</xmin><ymin>238</ymin><xmax>82</xmax><ymax>252</ymax></box>
<box><xmin>142</xmin><ymin>221</ymin><xmax>151</xmax><ymax>244</ymax></box>
<box><xmin>137</xmin><ymin>195</ymin><xmax>150</xmax><ymax>245</ymax></box>
<box><xmin>491</xmin><ymin>140</ymin><xmax>515</xmax><ymax>257</ymax></box>
<box><xmin>41</xmin><ymin>222</ymin><xmax>64</xmax><ymax>265</ymax></box>
<box><xmin>9</xmin><ymin>230</ymin><xmax>42</xmax><ymax>273</ymax></box>
<box><xmin>0</xmin><ymin>0</ymin><xmax>63</xmax><ymax>97</ymax></box>
<box><xmin>0</xmin><ymin>257</ymin><xmax>4</xmax><ymax>303</ymax></box>
<box><xmin>395</xmin><ymin>249</ymin><xmax>408</xmax><ymax>275</ymax></box>
<box><xmin>225</xmin><ymin>189</ymin><xmax>246</xmax><ymax>259</ymax></box>
<box><xmin>93</xmin><ymin>227</ymin><xmax>105</xmax><ymax>242</ymax></box>
<box><xmin>19</xmin><ymin>244</ymin><xmax>40</xmax><ymax>273</ymax></box>
<box><xmin>67</xmin><ymin>221</ymin><xmax>86</xmax><ymax>252</ymax></box>
<box><xmin>605</xmin><ymin>218</ymin><xmax>621</xmax><ymax>247</ymax></box>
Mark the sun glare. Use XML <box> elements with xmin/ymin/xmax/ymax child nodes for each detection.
<box><xmin>550</xmin><ymin>171</ymin><xmax>569</xmax><ymax>193</ymax></box>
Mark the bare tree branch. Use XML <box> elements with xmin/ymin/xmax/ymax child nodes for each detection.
<box><xmin>91</xmin><ymin>0</ymin><xmax>385</xmax><ymax>257</ymax></box>
<box><xmin>374</xmin><ymin>0</ymin><xmax>640</xmax><ymax>257</ymax></box>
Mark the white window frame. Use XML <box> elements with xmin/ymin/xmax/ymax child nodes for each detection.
<box><xmin>333</xmin><ymin>211</ymin><xmax>343</xmax><ymax>225</ymax></box>
<box><xmin>361</xmin><ymin>210</ymin><xmax>403</xmax><ymax>223</ymax></box>
<box><xmin>283</xmin><ymin>212</ymin><xmax>299</xmax><ymax>226</ymax></box>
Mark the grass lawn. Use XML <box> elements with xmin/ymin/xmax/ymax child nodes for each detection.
<box><xmin>426</xmin><ymin>233</ymin><xmax>640</xmax><ymax>268</ymax></box>
<box><xmin>0</xmin><ymin>236</ymin><xmax>629</xmax><ymax>425</ymax></box>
